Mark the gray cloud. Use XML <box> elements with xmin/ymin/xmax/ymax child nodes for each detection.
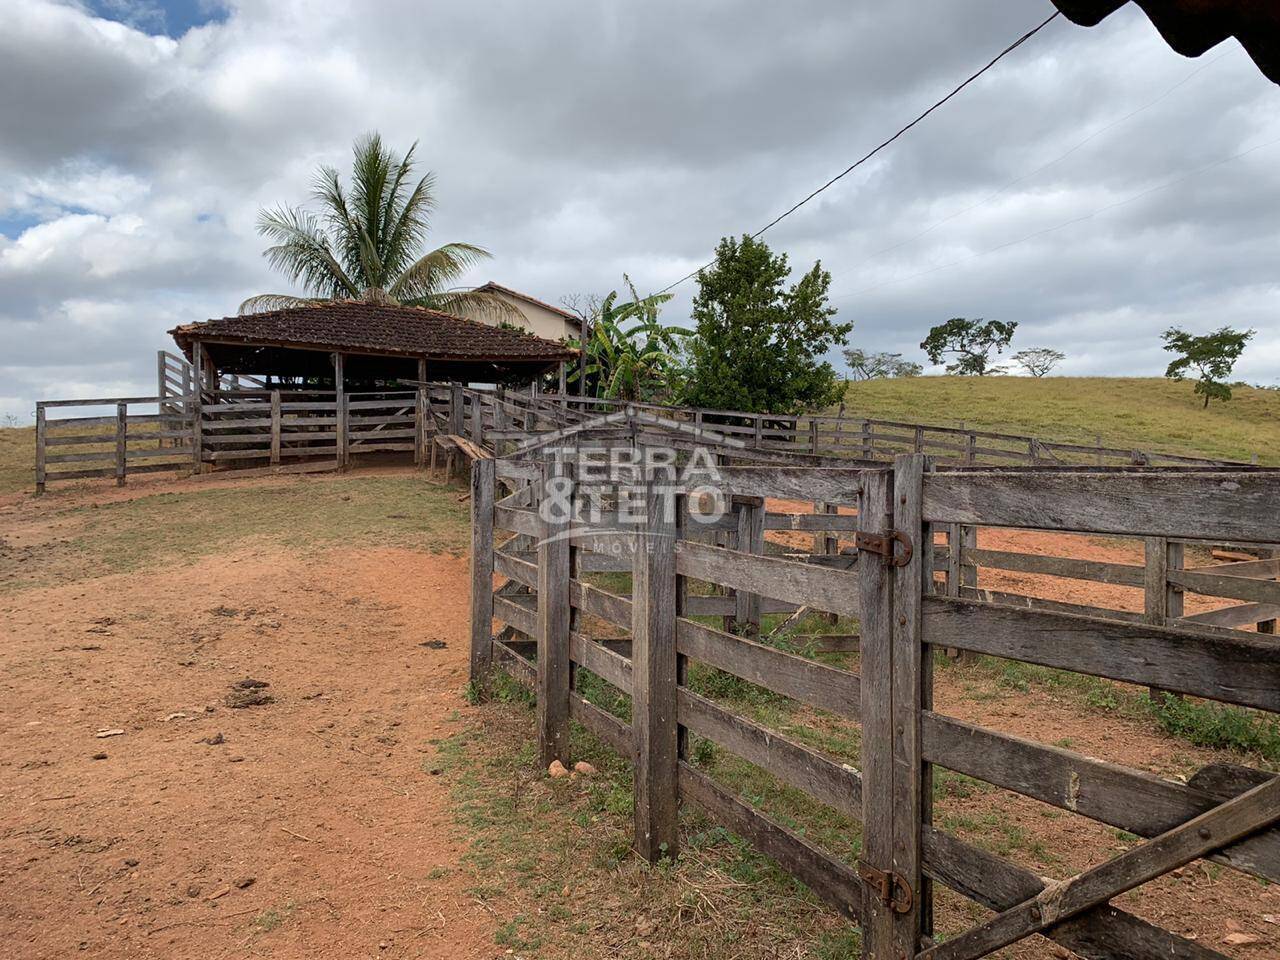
<box><xmin>1</xmin><ymin>0</ymin><xmax>1277</xmax><ymax>421</ymax></box>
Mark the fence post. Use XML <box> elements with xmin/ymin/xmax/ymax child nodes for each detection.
<box><xmin>415</xmin><ymin>359</ymin><xmax>428</xmax><ymax>466</ymax></box>
<box><xmin>449</xmin><ymin>382</ymin><xmax>464</xmax><ymax>436</ymax></box>
<box><xmin>753</xmin><ymin>414</ymin><xmax>763</xmax><ymax>448</ymax></box>
<box><xmin>191</xmin><ymin>341</ymin><xmax>205</xmax><ymax>475</ymax></box>
<box><xmin>34</xmin><ymin>403</ymin><xmax>46</xmax><ymax>495</ymax></box>
<box><xmin>470</xmin><ymin>392</ymin><xmax>484</xmax><ymax>447</ymax></box>
<box><xmin>115</xmin><ymin>402</ymin><xmax>127</xmax><ymax>486</ymax></box>
<box><xmin>891</xmin><ymin>454</ymin><xmax>929</xmax><ymax>951</ymax></box>
<box><xmin>734</xmin><ymin>496</ymin><xmax>765</xmax><ymax>636</ymax></box>
<box><xmin>270</xmin><ymin>390</ymin><xmax>282</xmax><ymax>466</ymax></box>
<box><xmin>861</xmin><ymin>419</ymin><xmax>873</xmax><ymax>460</ymax></box>
<box><xmin>966</xmin><ymin>432</ymin><xmax>977</xmax><ymax>465</ymax></box>
<box><xmin>156</xmin><ymin>350</ymin><xmax>168</xmax><ymax>447</ymax></box>
<box><xmin>333</xmin><ymin>352</ymin><xmax>347</xmax><ymax>470</ymax></box>
<box><xmin>632</xmin><ymin>471</ymin><xmax>679</xmax><ymax>862</ymax></box>
<box><xmin>809</xmin><ymin>419</ymin><xmax>819</xmax><ymax>455</ymax></box>
<box><xmin>537</xmin><ymin>460</ymin><xmax>572</xmax><ymax>770</ymax></box>
<box><xmin>470</xmin><ymin>458</ymin><xmax>496</xmax><ymax>696</ymax></box>
<box><xmin>1144</xmin><ymin>537</ymin><xmax>1184</xmax><ymax>701</ymax></box>
<box><xmin>858</xmin><ymin>464</ymin><xmax>896</xmax><ymax>951</ymax></box>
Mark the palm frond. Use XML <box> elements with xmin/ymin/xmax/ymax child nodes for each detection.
<box><xmin>237</xmin><ymin>294</ymin><xmax>327</xmax><ymax>315</ymax></box>
<box><xmin>407</xmin><ymin>287</ymin><xmax>521</xmax><ymax>322</ymax></box>
<box><xmin>389</xmin><ymin>243</ymin><xmax>491</xmax><ymax>301</ymax></box>
<box><xmin>255</xmin><ymin>205</ymin><xmax>359</xmax><ymax>299</ymax></box>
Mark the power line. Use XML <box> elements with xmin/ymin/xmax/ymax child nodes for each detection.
<box><xmin>653</xmin><ymin>10</ymin><xmax>1062</xmax><ymax>296</ymax></box>
<box><xmin>830</xmin><ymin>133</ymin><xmax>1280</xmax><ymax>303</ymax></box>
<box><xmin>828</xmin><ymin>50</ymin><xmax>1228</xmax><ymax>283</ymax></box>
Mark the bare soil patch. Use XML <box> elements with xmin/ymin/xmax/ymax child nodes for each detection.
<box><xmin>0</xmin><ymin>509</ymin><xmax>493</xmax><ymax>957</ymax></box>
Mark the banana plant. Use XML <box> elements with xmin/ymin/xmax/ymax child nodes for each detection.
<box><xmin>569</xmin><ymin>277</ymin><xmax>688</xmax><ymax>402</ymax></box>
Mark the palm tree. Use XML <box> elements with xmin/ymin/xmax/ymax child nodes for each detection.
<box><xmin>240</xmin><ymin>133</ymin><xmax>509</xmax><ymax>318</ymax></box>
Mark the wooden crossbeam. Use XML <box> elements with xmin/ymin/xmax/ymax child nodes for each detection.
<box><xmin>917</xmin><ymin>773</ymin><xmax>1280</xmax><ymax>960</ymax></box>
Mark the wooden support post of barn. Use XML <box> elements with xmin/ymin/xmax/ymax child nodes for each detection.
<box><xmin>1144</xmin><ymin>537</ymin><xmax>1185</xmax><ymax>701</ymax></box>
<box><xmin>632</xmin><ymin>471</ymin><xmax>679</xmax><ymax>862</ymax></box>
<box><xmin>333</xmin><ymin>352</ymin><xmax>347</xmax><ymax>470</ymax></box>
<box><xmin>190</xmin><ymin>340</ymin><xmax>205</xmax><ymax>475</ymax></box>
<box><xmin>536</xmin><ymin>460</ymin><xmax>572</xmax><ymax>770</ymax></box>
<box><xmin>414</xmin><ymin>358</ymin><xmax>428</xmax><ymax>466</ymax></box>
<box><xmin>270</xmin><ymin>390</ymin><xmax>282</xmax><ymax>466</ymax></box>
<box><xmin>470</xmin><ymin>457</ymin><xmax>496</xmax><ymax>696</ymax></box>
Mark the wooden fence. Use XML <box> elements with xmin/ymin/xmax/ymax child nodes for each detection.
<box><xmin>34</xmin><ymin>396</ymin><xmax>194</xmax><ymax>493</ymax></box>
<box><xmin>471</xmin><ymin>451</ymin><xmax>1280</xmax><ymax>959</ymax></box>
<box><xmin>34</xmin><ymin>375</ymin><xmax>1256</xmax><ymax>492</ymax></box>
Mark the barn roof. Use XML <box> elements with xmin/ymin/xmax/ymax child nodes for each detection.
<box><xmin>1050</xmin><ymin>1</ymin><xmax>1280</xmax><ymax>83</ymax></box>
<box><xmin>170</xmin><ymin>300</ymin><xmax>577</xmax><ymax>365</ymax></box>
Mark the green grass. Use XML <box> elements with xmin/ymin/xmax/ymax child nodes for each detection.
<box><xmin>0</xmin><ymin>474</ymin><xmax>470</xmax><ymax>593</ymax></box>
<box><xmin>436</xmin><ymin>699</ymin><xmax>861</xmax><ymax>959</ymax></box>
<box><xmin>0</xmin><ymin>425</ymin><xmax>34</xmax><ymax>496</ymax></box>
<box><xmin>840</xmin><ymin>376</ymin><xmax>1280</xmax><ymax>464</ymax></box>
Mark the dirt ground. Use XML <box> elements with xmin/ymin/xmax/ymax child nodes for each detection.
<box><xmin>1</xmin><ymin>474</ymin><xmax>1276</xmax><ymax>958</ymax></box>
<box><xmin>0</xmin><ymin>473</ymin><xmax>496</xmax><ymax>958</ymax></box>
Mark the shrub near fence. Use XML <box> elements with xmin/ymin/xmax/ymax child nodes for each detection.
<box><xmin>471</xmin><ymin>452</ymin><xmax>1280</xmax><ymax>960</ymax></box>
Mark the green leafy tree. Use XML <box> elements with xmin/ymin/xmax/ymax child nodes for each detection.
<box><xmin>921</xmin><ymin>318</ymin><xmax>1017</xmax><ymax>375</ymax></box>
<box><xmin>241</xmin><ymin>133</ymin><xmax>508</xmax><ymax>318</ymax></box>
<box><xmin>681</xmin><ymin>235</ymin><xmax>851</xmax><ymax>414</ymax></box>
<box><xmin>568</xmin><ymin>277</ymin><xmax>685</xmax><ymax>402</ymax></box>
<box><xmin>843</xmin><ymin>348</ymin><xmax>922</xmax><ymax>380</ymax></box>
<box><xmin>1162</xmin><ymin>326</ymin><xmax>1255</xmax><ymax>408</ymax></box>
<box><xmin>1011</xmin><ymin>347</ymin><xmax>1065</xmax><ymax>377</ymax></box>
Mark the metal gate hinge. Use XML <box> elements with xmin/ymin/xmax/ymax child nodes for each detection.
<box><xmin>857</xmin><ymin>860</ymin><xmax>914</xmax><ymax>913</ymax></box>
<box><xmin>854</xmin><ymin>530</ymin><xmax>913</xmax><ymax>567</ymax></box>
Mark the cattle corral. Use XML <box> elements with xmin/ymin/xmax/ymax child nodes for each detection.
<box><xmin>5</xmin><ymin>391</ymin><xmax>1280</xmax><ymax>958</ymax></box>
<box><xmin>471</xmin><ymin>408</ymin><xmax>1280</xmax><ymax>959</ymax></box>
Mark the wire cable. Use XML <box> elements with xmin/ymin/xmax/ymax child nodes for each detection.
<box><xmin>652</xmin><ymin>10</ymin><xmax>1063</xmax><ymax>295</ymax></box>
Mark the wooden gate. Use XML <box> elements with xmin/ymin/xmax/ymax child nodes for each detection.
<box><xmin>471</xmin><ymin>448</ymin><xmax>1280</xmax><ymax>958</ymax></box>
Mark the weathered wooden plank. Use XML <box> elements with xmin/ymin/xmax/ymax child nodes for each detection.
<box><xmin>495</xmin><ymin>505</ymin><xmax>544</xmax><ymax>539</ymax></box>
<box><xmin>958</xmin><ymin>585</ymin><xmax>1148</xmax><ymax>623</ymax></box>
<box><xmin>712</xmin><ymin>465</ymin><xmax>872</xmax><ymax>504</ymax></box>
<box><xmin>494</xmin><ymin>549</ymin><xmax>538</xmax><ymax>591</ymax></box>
<box><xmin>675</xmin><ymin>616</ymin><xmax>860</xmax><ymax>719</ymax></box>
<box><xmin>734</xmin><ymin>498</ymin><xmax>765</xmax><ymax>635</ymax></box>
<box><xmin>632</xmin><ymin>477</ymin><xmax>679</xmax><ymax>861</ymax></box>
<box><xmin>570</xmin><ymin>632</ymin><xmax>632</xmax><ymax>693</ymax></box>
<box><xmin>470</xmin><ymin>458</ymin><xmax>496</xmax><ymax>693</ymax></box>
<box><xmin>677</xmin><ymin>763</ymin><xmax>862</xmax><ymax>923</ymax></box>
<box><xmin>1183</xmin><ymin>602</ymin><xmax>1280</xmax><ymax>629</ymax></box>
<box><xmin>674</xmin><ymin>540</ymin><xmax>860</xmax><ymax>619</ymax></box>
<box><xmin>966</xmin><ymin>547</ymin><xmax>1144</xmax><ymax>587</ymax></box>
<box><xmin>922</xmin><ymin>471</ymin><xmax>1280</xmax><ymax>542</ymax></box>
<box><xmin>920</xmin><ymin>776</ymin><xmax>1280</xmax><ymax>960</ymax></box>
<box><xmin>1188</xmin><ymin>557</ymin><xmax>1280</xmax><ymax>579</ymax></box>
<box><xmin>537</xmin><ymin>462</ymin><xmax>572</xmax><ymax>770</ymax></box>
<box><xmin>922</xmin><ymin>711</ymin><xmax>1280</xmax><ymax>883</ymax></box>
<box><xmin>890</xmin><ymin>454</ymin><xmax>927</xmax><ymax>953</ymax></box>
<box><xmin>923</xmin><ymin>596</ymin><xmax>1280</xmax><ymax>712</ymax></box>
<box><xmin>678</xmin><ymin>689</ymin><xmax>861</xmax><ymax>816</ymax></box>
<box><xmin>1170</xmin><ymin>567</ymin><xmax>1280</xmax><ymax>606</ymax></box>
<box><xmin>493</xmin><ymin>593</ymin><xmax>536</xmax><ymax>637</ymax></box>
<box><xmin>858</xmin><ymin>465</ymin><xmax>895</xmax><ymax>947</ymax></box>
<box><xmin>922</xmin><ymin>827</ymin><xmax>1228</xmax><ymax>960</ymax></box>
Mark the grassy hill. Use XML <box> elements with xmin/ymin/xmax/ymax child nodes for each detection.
<box><xmin>840</xmin><ymin>377</ymin><xmax>1280</xmax><ymax>465</ymax></box>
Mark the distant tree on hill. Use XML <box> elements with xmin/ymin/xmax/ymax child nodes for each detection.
<box><xmin>681</xmin><ymin>235</ymin><xmax>852</xmax><ymax>414</ymax></box>
<box><xmin>1162</xmin><ymin>326</ymin><xmax>1255</xmax><ymax>408</ymax></box>
<box><xmin>843</xmin><ymin>348</ymin><xmax>923</xmax><ymax>380</ymax></box>
<box><xmin>920</xmin><ymin>318</ymin><xmax>1017</xmax><ymax>376</ymax></box>
<box><xmin>1012</xmin><ymin>347</ymin><xmax>1065</xmax><ymax>378</ymax></box>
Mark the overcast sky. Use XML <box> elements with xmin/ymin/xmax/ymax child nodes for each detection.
<box><xmin>1</xmin><ymin>0</ymin><xmax>1277</xmax><ymax>421</ymax></box>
